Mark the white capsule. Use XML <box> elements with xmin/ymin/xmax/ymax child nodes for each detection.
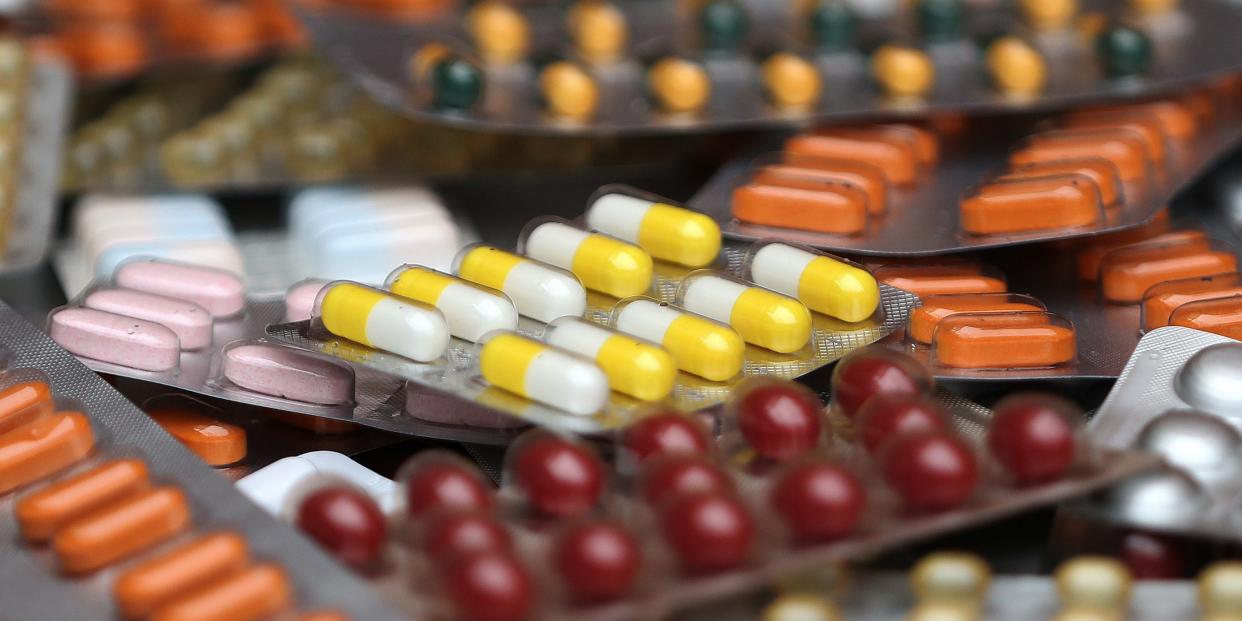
<box><xmin>316</xmin><ymin>282</ymin><xmax>450</xmax><ymax>362</ymax></box>
<box><xmin>454</xmin><ymin>245</ymin><xmax>586</xmax><ymax>323</ymax></box>
<box><xmin>386</xmin><ymin>265</ymin><xmax>518</xmax><ymax>342</ymax></box>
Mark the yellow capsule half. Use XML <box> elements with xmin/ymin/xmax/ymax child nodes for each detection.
<box><xmin>748</xmin><ymin>243</ymin><xmax>880</xmax><ymax>322</ymax></box>
<box><xmin>317</xmin><ymin>282</ymin><xmax>450</xmax><ymax>362</ymax></box>
<box><xmin>478</xmin><ymin>331</ymin><xmax>609</xmax><ymax>415</ymax></box>
<box><xmin>613</xmin><ymin>298</ymin><xmax>744</xmax><ymax>381</ymax></box>
<box><xmin>545</xmin><ymin>317</ymin><xmax>676</xmax><ymax>401</ymax></box>
<box><xmin>586</xmin><ymin>193</ymin><xmax>721</xmax><ymax>268</ymax></box>
<box><xmin>523</xmin><ymin>220</ymin><xmax>653</xmax><ymax>298</ymax></box>
<box><xmin>386</xmin><ymin>265</ymin><xmax>518</xmax><ymax>342</ymax></box>
<box><xmin>679</xmin><ymin>273</ymin><xmax>812</xmax><ymax>353</ymax></box>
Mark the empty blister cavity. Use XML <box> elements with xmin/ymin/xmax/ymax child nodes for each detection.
<box><xmin>114</xmin><ymin>258</ymin><xmax>245</xmax><ymax>318</ymax></box>
<box><xmin>454</xmin><ymin>244</ymin><xmax>587</xmax><ymax>323</ymax></box>
<box><xmin>744</xmin><ymin>241</ymin><xmax>880</xmax><ymax>323</ymax></box>
<box><xmin>478</xmin><ymin>331</ymin><xmax>609</xmax><ymax>416</ymax></box>
<box><xmin>1173</xmin><ymin>342</ymin><xmax>1242</xmax><ymax>418</ymax></box>
<box><xmin>313</xmin><ymin>281</ymin><xmax>450</xmax><ymax>363</ymax></box>
<box><xmin>82</xmin><ymin>288</ymin><xmax>212</xmax><ymax>350</ymax></box>
<box><xmin>929</xmin><ymin>310</ymin><xmax>1076</xmax><ymax>369</ymax></box>
<box><xmin>1100</xmin><ymin>467</ymin><xmax>1205</xmax><ymax>530</ymax></box>
<box><xmin>48</xmin><ymin>307</ymin><xmax>180</xmax><ymax>372</ymax></box>
<box><xmin>544</xmin><ymin>317</ymin><xmax>677</xmax><ymax>402</ymax></box>
<box><xmin>221</xmin><ymin>342</ymin><xmax>356</xmax><ymax>406</ymax></box>
<box><xmin>519</xmin><ymin>217</ymin><xmax>653</xmax><ymax>299</ymax></box>
<box><xmin>611</xmin><ymin>297</ymin><xmax>744</xmax><ymax>382</ymax></box>
<box><xmin>907</xmin><ymin>293</ymin><xmax>1046</xmax><ymax>345</ymax></box>
<box><xmin>386</xmin><ymin>264</ymin><xmax>518</xmax><ymax>342</ymax></box>
<box><xmin>1134</xmin><ymin>410</ymin><xmax>1241</xmax><ymax>483</ymax></box>
<box><xmin>676</xmin><ymin>271</ymin><xmax>812</xmax><ymax>354</ymax></box>
<box><xmin>1141</xmin><ymin>272</ymin><xmax>1242</xmax><ymax>332</ymax></box>
<box><xmin>585</xmin><ymin>186</ymin><xmax>722</xmax><ymax>268</ymax></box>
<box><xmin>959</xmin><ymin>173</ymin><xmax>1104</xmax><ymax>235</ymax></box>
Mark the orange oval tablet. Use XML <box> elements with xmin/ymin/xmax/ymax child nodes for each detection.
<box><xmin>786</xmin><ymin>129</ymin><xmax>920</xmax><ymax>185</ymax></box>
<box><xmin>765</xmin><ymin>156</ymin><xmax>888</xmax><ymax>214</ymax></box>
<box><xmin>48</xmin><ymin>0</ymin><xmax>143</xmax><ymax>21</ymax></box>
<box><xmin>1002</xmin><ymin>158</ymin><xmax>1122</xmax><ymax>205</ymax></box>
<box><xmin>1140</xmin><ymin>273</ymin><xmax>1242</xmax><ymax>331</ymax></box>
<box><xmin>876</xmin><ymin>266</ymin><xmax>1007</xmax><ymax>299</ymax></box>
<box><xmin>0</xmin><ymin>412</ymin><xmax>95</xmax><ymax>494</ymax></box>
<box><xmin>185</xmin><ymin>4</ymin><xmax>263</xmax><ymax>60</ymax></box>
<box><xmin>876</xmin><ymin>123</ymin><xmax>938</xmax><ymax>165</ymax></box>
<box><xmin>15</xmin><ymin>458</ymin><xmax>149</xmax><ymax>542</ymax></box>
<box><xmin>1079</xmin><ymin>100</ymin><xmax>1199</xmax><ymax>140</ymax></box>
<box><xmin>115</xmin><ymin>532</ymin><xmax>250</xmax><ymax>619</ymax></box>
<box><xmin>960</xmin><ymin>174</ymin><xmax>1102</xmax><ymax>235</ymax></box>
<box><xmin>933</xmin><ymin>313</ymin><xmax>1076</xmax><ymax>369</ymax></box>
<box><xmin>0</xmin><ymin>381</ymin><xmax>54</xmax><ymax>436</ymax></box>
<box><xmin>908</xmin><ymin>293</ymin><xmax>1045</xmax><ymax>344</ymax></box>
<box><xmin>1100</xmin><ymin>246</ymin><xmax>1238</xmax><ymax>304</ymax></box>
<box><xmin>53</xmin><ymin>486</ymin><xmax>192</xmax><ymax>574</ymax></box>
<box><xmin>1010</xmin><ymin>129</ymin><xmax>1149</xmax><ymax>181</ymax></box>
<box><xmin>151</xmin><ymin>564</ymin><xmax>292</xmax><ymax>621</ymax></box>
<box><xmin>1076</xmin><ymin>226</ymin><xmax>1193</xmax><ymax>282</ymax></box>
<box><xmin>1060</xmin><ymin>113</ymin><xmax>1168</xmax><ymax>164</ymax></box>
<box><xmin>62</xmin><ymin>23</ymin><xmax>148</xmax><ymax>78</ymax></box>
<box><xmin>149</xmin><ymin>408</ymin><xmax>247</xmax><ymax>467</ymax></box>
<box><xmin>1169</xmin><ymin>296</ymin><xmax>1242</xmax><ymax>340</ymax></box>
<box><xmin>732</xmin><ymin>182</ymin><xmax>868</xmax><ymax>234</ymax></box>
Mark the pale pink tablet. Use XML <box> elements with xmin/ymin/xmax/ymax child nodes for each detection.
<box><xmin>223</xmin><ymin>343</ymin><xmax>355</xmax><ymax>405</ymax></box>
<box><xmin>83</xmin><ymin>288</ymin><xmax>213</xmax><ymax>350</ymax></box>
<box><xmin>49</xmin><ymin>308</ymin><xmax>180</xmax><ymax>372</ymax></box>
<box><xmin>284</xmin><ymin>279</ymin><xmax>328</xmax><ymax>322</ymax></box>
<box><xmin>405</xmin><ymin>382</ymin><xmax>528</xmax><ymax>429</ymax></box>
<box><xmin>115</xmin><ymin>259</ymin><xmax>245</xmax><ymax>318</ymax></box>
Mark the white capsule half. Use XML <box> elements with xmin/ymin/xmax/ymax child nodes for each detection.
<box><xmin>316</xmin><ymin>282</ymin><xmax>450</xmax><ymax>362</ymax></box>
<box><xmin>479</xmin><ymin>331</ymin><xmax>609</xmax><ymax>415</ymax></box>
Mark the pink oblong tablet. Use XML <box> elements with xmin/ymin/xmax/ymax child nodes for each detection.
<box><xmin>222</xmin><ymin>344</ymin><xmax>354</xmax><ymax>405</ymax></box>
<box><xmin>115</xmin><ymin>260</ymin><xmax>245</xmax><ymax>318</ymax></box>
<box><xmin>83</xmin><ymin>289</ymin><xmax>213</xmax><ymax>350</ymax></box>
<box><xmin>49</xmin><ymin>308</ymin><xmax>180</xmax><ymax>372</ymax></box>
<box><xmin>284</xmin><ymin>279</ymin><xmax>328</xmax><ymax>322</ymax></box>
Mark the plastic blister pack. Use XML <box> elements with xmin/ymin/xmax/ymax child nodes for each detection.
<box><xmin>292</xmin><ymin>0</ymin><xmax>1242</xmax><ymax>133</ymax></box>
<box><xmin>260</xmin><ymin>369</ymin><xmax>1155</xmax><ymax>621</ymax></box>
<box><xmin>688</xmin><ymin>89</ymin><xmax>1242</xmax><ymax>255</ymax></box>
<box><xmin>0</xmin><ymin>298</ymin><xmax>401</xmax><ymax>620</ymax></box>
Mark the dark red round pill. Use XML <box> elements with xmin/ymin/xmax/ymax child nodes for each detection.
<box><xmin>296</xmin><ymin>486</ymin><xmax>387</xmax><ymax>571</ymax></box>
<box><xmin>446</xmin><ymin>550</ymin><xmax>535</xmax><ymax>621</ymax></box>
<box><xmin>855</xmin><ymin>393</ymin><xmax>948</xmax><ymax>454</ymax></box>
<box><xmin>881</xmin><ymin>431</ymin><xmax>978</xmax><ymax>512</ymax></box>
<box><xmin>422</xmin><ymin>510</ymin><xmax>512</xmax><ymax>564</ymax></box>
<box><xmin>512</xmin><ymin>437</ymin><xmax>603</xmax><ymax>517</ymax></box>
<box><xmin>659</xmin><ymin>492</ymin><xmax>755</xmax><ymax>573</ymax></box>
<box><xmin>405</xmin><ymin>461</ymin><xmax>492</xmax><ymax>518</ymax></box>
<box><xmin>831</xmin><ymin>349</ymin><xmax>929</xmax><ymax>419</ymax></box>
<box><xmin>552</xmin><ymin>521</ymin><xmax>641</xmax><ymax>602</ymax></box>
<box><xmin>736</xmin><ymin>381</ymin><xmax>823</xmax><ymax>461</ymax></box>
<box><xmin>640</xmin><ymin>453</ymin><xmax>733</xmax><ymax>506</ymax></box>
<box><xmin>622</xmin><ymin>411</ymin><xmax>711</xmax><ymax>462</ymax></box>
<box><xmin>770</xmin><ymin>459</ymin><xmax>866</xmax><ymax>542</ymax></box>
<box><xmin>988</xmin><ymin>395</ymin><xmax>1077</xmax><ymax>485</ymax></box>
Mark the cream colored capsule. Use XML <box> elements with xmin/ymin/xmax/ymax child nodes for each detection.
<box><xmin>1200</xmin><ymin>562</ymin><xmax>1242</xmax><ymax>615</ymax></box>
<box><xmin>316</xmin><ymin>282</ymin><xmax>449</xmax><ymax>362</ymax></box>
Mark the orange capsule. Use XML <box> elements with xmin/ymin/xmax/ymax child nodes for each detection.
<box><xmin>960</xmin><ymin>174</ymin><xmax>1102</xmax><ymax>235</ymax></box>
<box><xmin>1169</xmin><ymin>296</ymin><xmax>1242</xmax><ymax>339</ymax></box>
<box><xmin>732</xmin><ymin>181</ymin><xmax>868</xmax><ymax>234</ymax></box>
<box><xmin>54</xmin><ymin>486</ymin><xmax>192</xmax><ymax>574</ymax></box>
<box><xmin>907</xmin><ymin>293</ymin><xmax>1046</xmax><ymax>344</ymax></box>
<box><xmin>1099</xmin><ymin>240</ymin><xmax>1238</xmax><ymax>303</ymax></box>
<box><xmin>1140</xmin><ymin>273</ymin><xmax>1242</xmax><ymax>331</ymax></box>
<box><xmin>0</xmin><ymin>381</ymin><xmax>54</xmax><ymax>436</ymax></box>
<box><xmin>0</xmin><ymin>412</ymin><xmax>95</xmax><ymax>494</ymax></box>
<box><xmin>876</xmin><ymin>264</ymin><xmax>1007</xmax><ymax>299</ymax></box>
<box><xmin>15</xmin><ymin>458</ymin><xmax>149</xmax><ymax>542</ymax></box>
<box><xmin>1001</xmin><ymin>157</ymin><xmax>1122</xmax><ymax>205</ymax></box>
<box><xmin>149</xmin><ymin>408</ymin><xmax>247</xmax><ymax>467</ymax></box>
<box><xmin>1075</xmin><ymin>224</ymin><xmax>1188</xmax><ymax>282</ymax></box>
<box><xmin>876</xmin><ymin>123</ymin><xmax>938</xmax><ymax>165</ymax></box>
<box><xmin>151</xmin><ymin>564</ymin><xmax>292</xmax><ymax>621</ymax></box>
<box><xmin>765</xmin><ymin>155</ymin><xmax>889</xmax><ymax>214</ymax></box>
<box><xmin>1078</xmin><ymin>100</ymin><xmax>1199</xmax><ymax>140</ymax></box>
<box><xmin>932</xmin><ymin>312</ymin><xmax>1076</xmax><ymax>369</ymax></box>
<box><xmin>1060</xmin><ymin>113</ymin><xmax>1168</xmax><ymax>163</ymax></box>
<box><xmin>785</xmin><ymin>128</ymin><xmax>921</xmax><ymax>185</ymax></box>
<box><xmin>115</xmin><ymin>532</ymin><xmax>250</xmax><ymax>619</ymax></box>
<box><xmin>1010</xmin><ymin>129</ymin><xmax>1150</xmax><ymax>181</ymax></box>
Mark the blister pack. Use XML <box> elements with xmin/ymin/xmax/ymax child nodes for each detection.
<box><xmin>293</xmin><ymin>0</ymin><xmax>1242</xmax><ymax>133</ymax></box>
<box><xmin>0</xmin><ymin>298</ymin><xmax>401</xmax><ymax>620</ymax></box>
<box><xmin>252</xmin><ymin>367</ymin><xmax>1154</xmax><ymax>621</ymax></box>
<box><xmin>688</xmin><ymin>86</ymin><xmax>1242</xmax><ymax>255</ymax></box>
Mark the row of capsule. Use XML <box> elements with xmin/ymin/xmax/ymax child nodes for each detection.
<box><xmin>277</xmin><ymin>354</ymin><xmax>1090</xmax><ymax>621</ymax></box>
<box><xmin>0</xmin><ymin>372</ymin><xmax>344</xmax><ymax>621</ymax></box>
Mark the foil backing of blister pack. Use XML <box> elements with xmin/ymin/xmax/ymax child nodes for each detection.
<box><xmin>267</xmin><ymin>244</ymin><xmax>922</xmax><ymax>434</ymax></box>
<box><xmin>688</xmin><ymin>105</ymin><xmax>1242</xmax><ymax>256</ymax></box>
<box><xmin>0</xmin><ymin>300</ymin><xmax>402</xmax><ymax>621</ymax></box>
<box><xmin>293</xmin><ymin>0</ymin><xmax>1242</xmax><ymax>133</ymax></box>
<box><xmin>359</xmin><ymin>390</ymin><xmax>1157</xmax><ymax>621</ymax></box>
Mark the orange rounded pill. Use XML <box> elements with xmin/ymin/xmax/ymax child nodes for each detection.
<box><xmin>151</xmin><ymin>564</ymin><xmax>292</xmax><ymax>621</ymax></box>
<box><xmin>53</xmin><ymin>486</ymin><xmax>192</xmax><ymax>574</ymax></box>
<box><xmin>908</xmin><ymin>294</ymin><xmax>1045</xmax><ymax>344</ymax></box>
<box><xmin>960</xmin><ymin>175</ymin><xmax>1101</xmax><ymax>235</ymax></box>
<box><xmin>16</xmin><ymin>458</ymin><xmax>149</xmax><ymax>541</ymax></box>
<box><xmin>876</xmin><ymin>123</ymin><xmax>938</xmax><ymax>165</ymax></box>
<box><xmin>732</xmin><ymin>182</ymin><xmax>868</xmax><ymax>234</ymax></box>
<box><xmin>933</xmin><ymin>314</ymin><xmax>1076</xmax><ymax>369</ymax></box>
<box><xmin>62</xmin><ymin>23</ymin><xmax>148</xmax><ymax>77</ymax></box>
<box><xmin>47</xmin><ymin>0</ymin><xmax>143</xmax><ymax>21</ymax></box>
<box><xmin>149</xmin><ymin>408</ymin><xmax>247</xmax><ymax>467</ymax></box>
<box><xmin>1075</xmin><ymin>225</ymin><xmax>1190</xmax><ymax>282</ymax></box>
<box><xmin>786</xmin><ymin>129</ymin><xmax>920</xmax><ymax>185</ymax></box>
<box><xmin>876</xmin><ymin>265</ymin><xmax>1007</xmax><ymax>299</ymax></box>
<box><xmin>1060</xmin><ymin>113</ymin><xmax>1168</xmax><ymax>164</ymax></box>
<box><xmin>0</xmin><ymin>381</ymin><xmax>54</xmax><ymax>436</ymax></box>
<box><xmin>1100</xmin><ymin>246</ymin><xmax>1238</xmax><ymax>303</ymax></box>
<box><xmin>1078</xmin><ymin>100</ymin><xmax>1199</xmax><ymax>140</ymax></box>
<box><xmin>1169</xmin><ymin>296</ymin><xmax>1242</xmax><ymax>340</ymax></box>
<box><xmin>1003</xmin><ymin>158</ymin><xmax>1122</xmax><ymax>205</ymax></box>
<box><xmin>292</xmin><ymin>612</ymin><xmax>351</xmax><ymax>621</ymax></box>
<box><xmin>1140</xmin><ymin>273</ymin><xmax>1242</xmax><ymax>331</ymax></box>
<box><xmin>1011</xmin><ymin>130</ymin><xmax>1149</xmax><ymax>181</ymax></box>
<box><xmin>0</xmin><ymin>412</ymin><xmax>95</xmax><ymax>494</ymax></box>
<box><xmin>762</xmin><ymin>157</ymin><xmax>888</xmax><ymax>214</ymax></box>
<box><xmin>115</xmin><ymin>532</ymin><xmax>250</xmax><ymax>619</ymax></box>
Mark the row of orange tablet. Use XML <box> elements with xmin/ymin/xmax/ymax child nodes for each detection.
<box><xmin>732</xmin><ymin>123</ymin><xmax>938</xmax><ymax>234</ymax></box>
<box><xmin>0</xmin><ymin>378</ymin><xmax>346</xmax><ymax>621</ymax></box>
<box><xmin>40</xmin><ymin>0</ymin><xmax>305</xmax><ymax>78</ymax></box>
<box><xmin>867</xmin><ymin>260</ymin><xmax>1077</xmax><ymax>370</ymax></box>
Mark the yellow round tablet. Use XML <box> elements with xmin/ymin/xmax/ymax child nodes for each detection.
<box><xmin>648</xmin><ymin>57</ymin><xmax>711</xmax><ymax>113</ymax></box>
<box><xmin>468</xmin><ymin>1</ymin><xmax>530</xmax><ymax>63</ymax></box>
<box><xmin>871</xmin><ymin>44</ymin><xmax>934</xmax><ymax>98</ymax></box>
<box><xmin>1021</xmin><ymin>0</ymin><xmax>1078</xmax><ymax>30</ymax></box>
<box><xmin>986</xmin><ymin>36</ymin><xmax>1046</xmax><ymax>96</ymax></box>
<box><xmin>762</xmin><ymin>52</ymin><xmax>823</xmax><ymax>108</ymax></box>
<box><xmin>539</xmin><ymin>61</ymin><xmax>599</xmax><ymax>119</ymax></box>
<box><xmin>568</xmin><ymin>1</ymin><xmax>627</xmax><ymax>63</ymax></box>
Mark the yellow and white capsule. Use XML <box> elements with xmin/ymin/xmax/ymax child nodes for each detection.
<box><xmin>478</xmin><ymin>331</ymin><xmax>609</xmax><ymax>415</ymax></box>
<box><xmin>454</xmin><ymin>245</ymin><xmax>587</xmax><ymax>324</ymax></box>
<box><xmin>676</xmin><ymin>272</ymin><xmax>812</xmax><ymax>354</ymax></box>
<box><xmin>612</xmin><ymin>298</ymin><xmax>744</xmax><ymax>382</ymax></box>
<box><xmin>386</xmin><ymin>265</ymin><xmax>518</xmax><ymax>342</ymax></box>
<box><xmin>316</xmin><ymin>282</ymin><xmax>450</xmax><ymax>362</ymax></box>
<box><xmin>521</xmin><ymin>219</ymin><xmax>653</xmax><ymax>298</ymax></box>
<box><xmin>746</xmin><ymin>242</ymin><xmax>880</xmax><ymax>322</ymax></box>
<box><xmin>585</xmin><ymin>193</ymin><xmax>722</xmax><ymax>268</ymax></box>
<box><xmin>545</xmin><ymin>317</ymin><xmax>677</xmax><ymax>401</ymax></box>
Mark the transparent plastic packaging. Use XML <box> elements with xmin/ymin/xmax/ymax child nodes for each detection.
<box><xmin>929</xmin><ymin>311</ymin><xmax>1077</xmax><ymax>370</ymax></box>
<box><xmin>1140</xmin><ymin>272</ymin><xmax>1242</xmax><ymax>332</ymax></box>
<box><xmin>958</xmin><ymin>173</ymin><xmax>1105</xmax><ymax>235</ymax></box>
<box><xmin>743</xmin><ymin>240</ymin><xmax>882</xmax><ymax>323</ymax></box>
